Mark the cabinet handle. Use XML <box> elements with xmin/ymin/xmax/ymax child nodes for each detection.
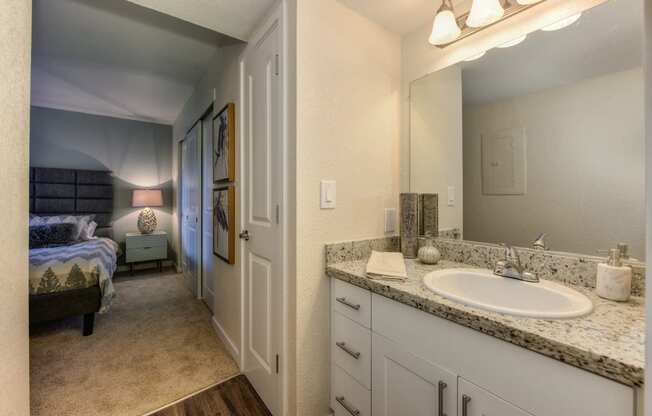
<box><xmin>438</xmin><ymin>381</ymin><xmax>447</xmax><ymax>416</ymax></box>
<box><xmin>143</xmin><ymin>246</ymin><xmax>152</xmax><ymax>250</ymax></box>
<box><xmin>336</xmin><ymin>396</ymin><xmax>360</xmax><ymax>416</ymax></box>
<box><xmin>335</xmin><ymin>341</ymin><xmax>361</xmax><ymax>359</ymax></box>
<box><xmin>462</xmin><ymin>394</ymin><xmax>471</xmax><ymax>416</ymax></box>
<box><xmin>336</xmin><ymin>297</ymin><xmax>360</xmax><ymax>310</ymax></box>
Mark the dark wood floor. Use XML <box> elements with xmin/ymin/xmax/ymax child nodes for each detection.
<box><xmin>151</xmin><ymin>375</ymin><xmax>272</xmax><ymax>416</ymax></box>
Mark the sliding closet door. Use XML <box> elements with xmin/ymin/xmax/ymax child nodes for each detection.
<box><xmin>180</xmin><ymin>122</ymin><xmax>202</xmax><ymax>297</ymax></box>
<box><xmin>201</xmin><ymin>111</ymin><xmax>215</xmax><ymax>312</ymax></box>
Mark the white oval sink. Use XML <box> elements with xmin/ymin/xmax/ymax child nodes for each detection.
<box><xmin>423</xmin><ymin>268</ymin><xmax>593</xmax><ymax>319</ymax></box>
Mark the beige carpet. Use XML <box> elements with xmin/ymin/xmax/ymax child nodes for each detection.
<box><xmin>30</xmin><ymin>271</ymin><xmax>239</xmax><ymax>416</ymax></box>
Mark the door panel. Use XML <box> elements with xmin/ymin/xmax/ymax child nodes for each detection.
<box><xmin>243</xmin><ymin>17</ymin><xmax>281</xmax><ymax>415</ymax></box>
<box><xmin>372</xmin><ymin>333</ymin><xmax>457</xmax><ymax>416</ymax></box>
<box><xmin>201</xmin><ymin>110</ymin><xmax>214</xmax><ymax>310</ymax></box>
<box><xmin>458</xmin><ymin>378</ymin><xmax>534</xmax><ymax>416</ymax></box>
<box><xmin>180</xmin><ymin>122</ymin><xmax>202</xmax><ymax>298</ymax></box>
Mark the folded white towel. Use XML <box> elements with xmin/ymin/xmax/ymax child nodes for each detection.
<box><xmin>366</xmin><ymin>251</ymin><xmax>408</xmax><ymax>281</ymax></box>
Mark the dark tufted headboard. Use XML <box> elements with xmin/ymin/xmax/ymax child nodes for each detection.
<box><xmin>29</xmin><ymin>167</ymin><xmax>114</xmax><ymax>239</ymax></box>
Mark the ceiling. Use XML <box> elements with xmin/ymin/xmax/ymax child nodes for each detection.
<box><xmin>460</xmin><ymin>0</ymin><xmax>643</xmax><ymax>105</ymax></box>
<box><xmin>338</xmin><ymin>0</ymin><xmax>469</xmax><ymax>35</ymax></box>
<box><xmin>31</xmin><ymin>0</ymin><xmax>240</xmax><ymax>124</ymax></box>
<box><xmin>125</xmin><ymin>0</ymin><xmax>275</xmax><ymax>42</ymax></box>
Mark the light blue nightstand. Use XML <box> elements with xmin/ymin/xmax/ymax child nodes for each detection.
<box><xmin>125</xmin><ymin>231</ymin><xmax>167</xmax><ymax>274</ymax></box>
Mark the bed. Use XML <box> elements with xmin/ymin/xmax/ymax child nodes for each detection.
<box><xmin>29</xmin><ymin>167</ymin><xmax>117</xmax><ymax>336</ymax></box>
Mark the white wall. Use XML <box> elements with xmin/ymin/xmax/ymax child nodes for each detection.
<box><xmin>0</xmin><ymin>1</ymin><xmax>31</xmax><ymax>415</ymax></box>
<box><xmin>30</xmin><ymin>107</ymin><xmax>174</xmax><ymax>248</ymax></box>
<box><xmin>462</xmin><ymin>68</ymin><xmax>645</xmax><ymax>257</ymax></box>
<box><xmin>644</xmin><ymin>1</ymin><xmax>651</xmax><ymax>414</ymax></box>
<box><xmin>295</xmin><ymin>1</ymin><xmax>401</xmax><ymax>414</ymax></box>
<box><xmin>172</xmin><ymin>43</ymin><xmax>246</xmax><ymax>362</ymax></box>
<box><xmin>410</xmin><ymin>65</ymin><xmax>463</xmax><ymax>232</ymax></box>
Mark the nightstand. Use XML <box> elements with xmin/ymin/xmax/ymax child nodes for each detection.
<box><xmin>125</xmin><ymin>231</ymin><xmax>167</xmax><ymax>273</ymax></box>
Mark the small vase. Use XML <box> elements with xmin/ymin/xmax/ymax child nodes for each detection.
<box><xmin>418</xmin><ymin>240</ymin><xmax>441</xmax><ymax>265</ymax></box>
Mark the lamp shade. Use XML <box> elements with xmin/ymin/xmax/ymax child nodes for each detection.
<box><xmin>132</xmin><ymin>189</ymin><xmax>163</xmax><ymax>208</ymax></box>
<box><xmin>466</xmin><ymin>0</ymin><xmax>505</xmax><ymax>28</ymax></box>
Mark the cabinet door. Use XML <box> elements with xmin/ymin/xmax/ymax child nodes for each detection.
<box><xmin>458</xmin><ymin>378</ymin><xmax>533</xmax><ymax>416</ymax></box>
<box><xmin>372</xmin><ymin>333</ymin><xmax>457</xmax><ymax>416</ymax></box>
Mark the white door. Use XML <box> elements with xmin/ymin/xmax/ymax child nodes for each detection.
<box><xmin>458</xmin><ymin>378</ymin><xmax>534</xmax><ymax>416</ymax></box>
<box><xmin>242</xmin><ymin>16</ymin><xmax>282</xmax><ymax>415</ymax></box>
<box><xmin>180</xmin><ymin>121</ymin><xmax>202</xmax><ymax>297</ymax></box>
<box><xmin>200</xmin><ymin>110</ymin><xmax>214</xmax><ymax>311</ymax></box>
<box><xmin>372</xmin><ymin>333</ymin><xmax>457</xmax><ymax>416</ymax></box>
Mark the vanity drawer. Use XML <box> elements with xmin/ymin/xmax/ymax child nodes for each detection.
<box><xmin>331</xmin><ymin>364</ymin><xmax>371</xmax><ymax>416</ymax></box>
<box><xmin>126</xmin><ymin>246</ymin><xmax>166</xmax><ymax>263</ymax></box>
<box><xmin>332</xmin><ymin>279</ymin><xmax>371</xmax><ymax>328</ymax></box>
<box><xmin>332</xmin><ymin>311</ymin><xmax>371</xmax><ymax>389</ymax></box>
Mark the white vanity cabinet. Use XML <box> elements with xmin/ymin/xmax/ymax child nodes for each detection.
<box><xmin>330</xmin><ymin>279</ymin><xmax>637</xmax><ymax>416</ymax></box>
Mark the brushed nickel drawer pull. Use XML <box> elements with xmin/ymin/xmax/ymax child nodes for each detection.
<box><xmin>438</xmin><ymin>381</ymin><xmax>447</xmax><ymax>416</ymax></box>
<box><xmin>336</xmin><ymin>341</ymin><xmax>361</xmax><ymax>359</ymax></box>
<box><xmin>336</xmin><ymin>396</ymin><xmax>360</xmax><ymax>416</ymax></box>
<box><xmin>336</xmin><ymin>297</ymin><xmax>360</xmax><ymax>310</ymax></box>
<box><xmin>462</xmin><ymin>394</ymin><xmax>471</xmax><ymax>416</ymax></box>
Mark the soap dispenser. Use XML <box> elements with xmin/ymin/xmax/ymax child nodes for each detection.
<box><xmin>596</xmin><ymin>248</ymin><xmax>632</xmax><ymax>302</ymax></box>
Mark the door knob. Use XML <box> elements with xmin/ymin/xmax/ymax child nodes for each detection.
<box><xmin>239</xmin><ymin>230</ymin><xmax>250</xmax><ymax>241</ymax></box>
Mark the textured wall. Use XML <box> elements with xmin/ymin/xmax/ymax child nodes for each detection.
<box><xmin>0</xmin><ymin>1</ymin><xmax>31</xmax><ymax>415</ymax></box>
<box><xmin>30</xmin><ymin>107</ymin><xmax>174</xmax><ymax>248</ymax></box>
<box><xmin>296</xmin><ymin>1</ymin><xmax>401</xmax><ymax>413</ymax></box>
<box><xmin>462</xmin><ymin>68</ymin><xmax>645</xmax><ymax>258</ymax></box>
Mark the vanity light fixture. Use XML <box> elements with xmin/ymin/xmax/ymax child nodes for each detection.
<box><xmin>429</xmin><ymin>0</ymin><xmax>548</xmax><ymax>48</ymax></box>
<box><xmin>429</xmin><ymin>0</ymin><xmax>462</xmax><ymax>45</ymax></box>
<box><xmin>497</xmin><ymin>34</ymin><xmax>527</xmax><ymax>48</ymax></box>
<box><xmin>541</xmin><ymin>12</ymin><xmax>582</xmax><ymax>31</ymax></box>
<box><xmin>467</xmin><ymin>0</ymin><xmax>505</xmax><ymax>28</ymax></box>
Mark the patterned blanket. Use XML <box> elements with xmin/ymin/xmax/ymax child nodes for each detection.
<box><xmin>29</xmin><ymin>238</ymin><xmax>119</xmax><ymax>313</ymax></box>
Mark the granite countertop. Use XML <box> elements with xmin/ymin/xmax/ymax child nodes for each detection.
<box><xmin>326</xmin><ymin>258</ymin><xmax>645</xmax><ymax>387</ymax></box>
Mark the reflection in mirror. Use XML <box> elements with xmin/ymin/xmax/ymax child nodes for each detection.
<box><xmin>409</xmin><ymin>0</ymin><xmax>644</xmax><ymax>259</ymax></box>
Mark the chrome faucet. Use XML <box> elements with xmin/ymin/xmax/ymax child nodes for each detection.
<box><xmin>532</xmin><ymin>233</ymin><xmax>547</xmax><ymax>250</ymax></box>
<box><xmin>494</xmin><ymin>244</ymin><xmax>539</xmax><ymax>283</ymax></box>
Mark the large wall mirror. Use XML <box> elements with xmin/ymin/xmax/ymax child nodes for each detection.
<box><xmin>409</xmin><ymin>0</ymin><xmax>644</xmax><ymax>259</ymax></box>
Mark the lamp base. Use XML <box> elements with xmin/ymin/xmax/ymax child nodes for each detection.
<box><xmin>137</xmin><ymin>207</ymin><xmax>157</xmax><ymax>234</ymax></box>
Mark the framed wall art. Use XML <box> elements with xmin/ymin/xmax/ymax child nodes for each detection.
<box><xmin>212</xmin><ymin>103</ymin><xmax>236</xmax><ymax>183</ymax></box>
<box><xmin>213</xmin><ymin>186</ymin><xmax>235</xmax><ymax>264</ymax></box>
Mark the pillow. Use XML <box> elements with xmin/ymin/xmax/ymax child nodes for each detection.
<box><xmin>29</xmin><ymin>223</ymin><xmax>78</xmax><ymax>249</ymax></box>
<box><xmin>80</xmin><ymin>221</ymin><xmax>98</xmax><ymax>240</ymax></box>
<box><xmin>29</xmin><ymin>215</ymin><xmax>95</xmax><ymax>241</ymax></box>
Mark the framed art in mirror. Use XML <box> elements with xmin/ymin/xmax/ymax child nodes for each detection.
<box><xmin>213</xmin><ymin>103</ymin><xmax>236</xmax><ymax>183</ymax></box>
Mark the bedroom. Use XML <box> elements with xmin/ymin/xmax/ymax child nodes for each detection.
<box><xmin>26</xmin><ymin>0</ymin><xmax>271</xmax><ymax>415</ymax></box>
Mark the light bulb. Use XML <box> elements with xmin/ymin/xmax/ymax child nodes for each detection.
<box><xmin>497</xmin><ymin>34</ymin><xmax>527</xmax><ymax>48</ymax></box>
<box><xmin>466</xmin><ymin>0</ymin><xmax>505</xmax><ymax>28</ymax></box>
<box><xmin>464</xmin><ymin>51</ymin><xmax>487</xmax><ymax>62</ymax></box>
<box><xmin>429</xmin><ymin>8</ymin><xmax>462</xmax><ymax>45</ymax></box>
<box><xmin>516</xmin><ymin>0</ymin><xmax>543</xmax><ymax>4</ymax></box>
<box><xmin>541</xmin><ymin>12</ymin><xmax>582</xmax><ymax>31</ymax></box>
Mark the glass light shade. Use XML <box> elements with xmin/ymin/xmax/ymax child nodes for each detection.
<box><xmin>466</xmin><ymin>0</ymin><xmax>505</xmax><ymax>28</ymax></box>
<box><xmin>541</xmin><ymin>12</ymin><xmax>582</xmax><ymax>31</ymax></box>
<box><xmin>497</xmin><ymin>34</ymin><xmax>527</xmax><ymax>48</ymax></box>
<box><xmin>132</xmin><ymin>189</ymin><xmax>163</xmax><ymax>207</ymax></box>
<box><xmin>516</xmin><ymin>0</ymin><xmax>543</xmax><ymax>4</ymax></box>
<box><xmin>429</xmin><ymin>9</ymin><xmax>462</xmax><ymax>45</ymax></box>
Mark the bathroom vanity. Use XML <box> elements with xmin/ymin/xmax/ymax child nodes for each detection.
<box><xmin>326</xmin><ymin>249</ymin><xmax>644</xmax><ymax>416</ymax></box>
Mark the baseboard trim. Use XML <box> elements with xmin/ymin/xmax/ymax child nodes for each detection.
<box><xmin>211</xmin><ymin>316</ymin><xmax>241</xmax><ymax>368</ymax></box>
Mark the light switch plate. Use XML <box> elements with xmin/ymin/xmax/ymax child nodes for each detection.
<box><xmin>320</xmin><ymin>180</ymin><xmax>336</xmax><ymax>209</ymax></box>
<box><xmin>447</xmin><ymin>186</ymin><xmax>455</xmax><ymax>207</ymax></box>
<box><xmin>384</xmin><ymin>208</ymin><xmax>396</xmax><ymax>233</ymax></box>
